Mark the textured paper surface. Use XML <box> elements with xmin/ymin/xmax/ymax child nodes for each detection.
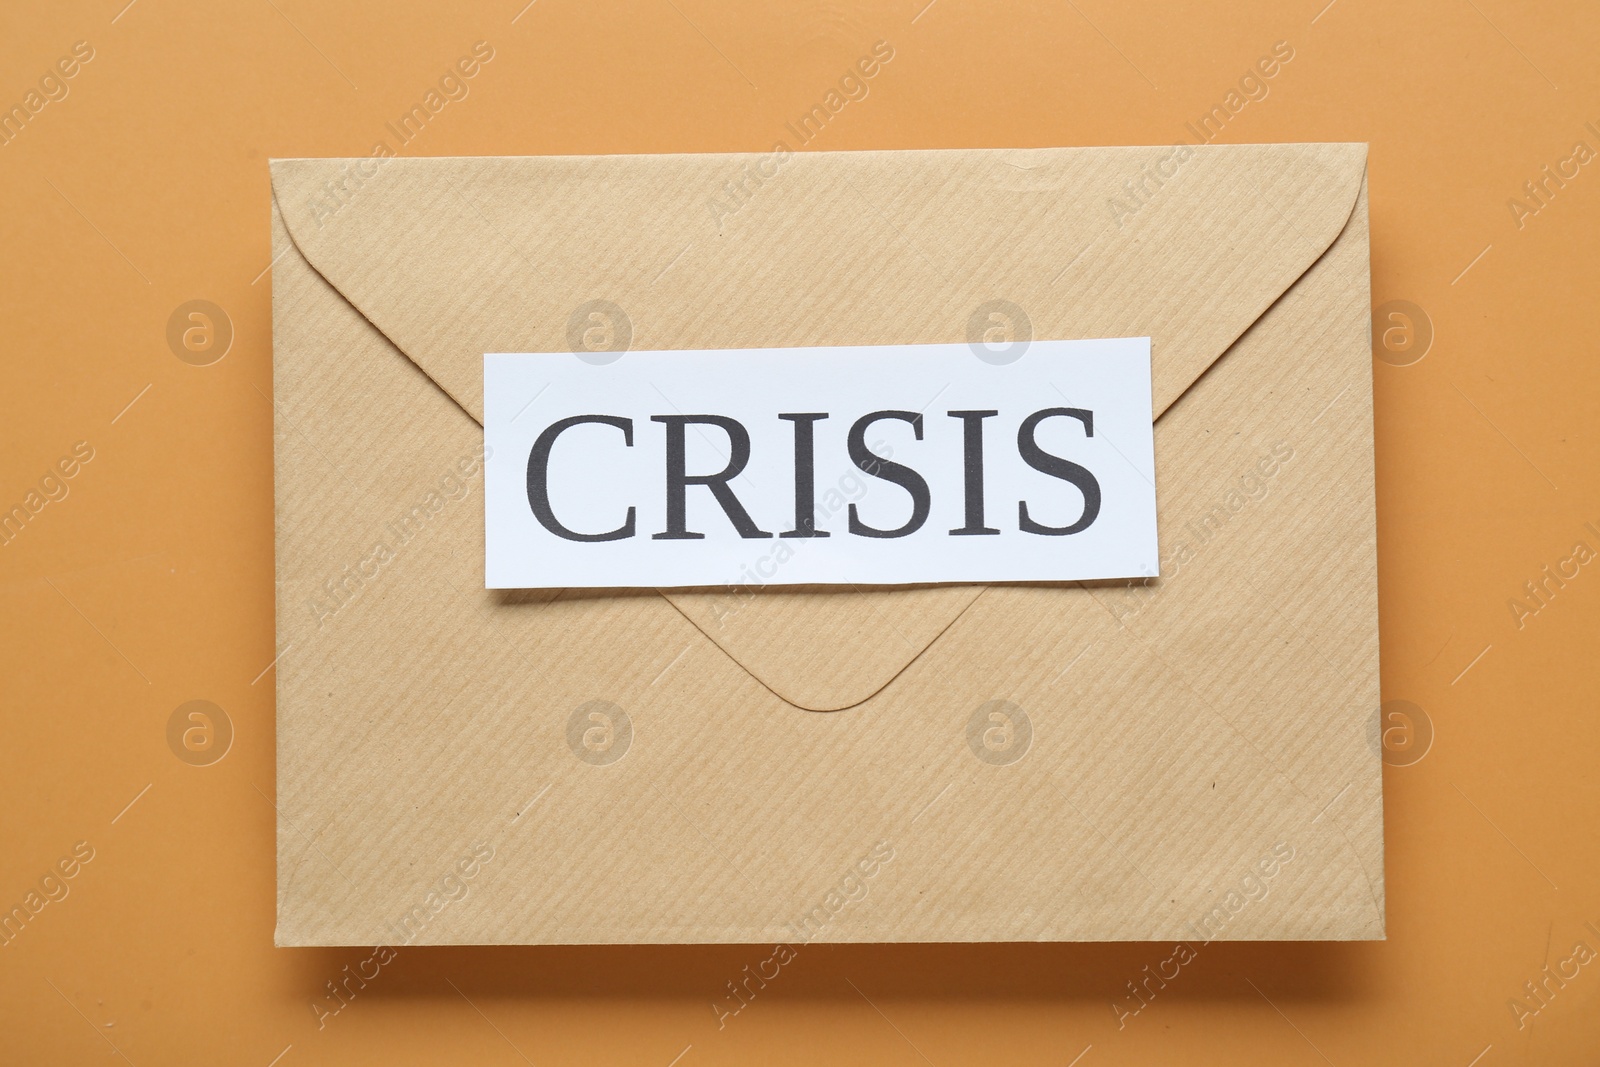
<box><xmin>270</xmin><ymin>144</ymin><xmax>1381</xmax><ymax>944</ymax></box>
<box><xmin>482</xmin><ymin>338</ymin><xmax>1158</xmax><ymax>588</ymax></box>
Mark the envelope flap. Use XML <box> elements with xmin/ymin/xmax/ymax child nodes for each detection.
<box><xmin>269</xmin><ymin>145</ymin><xmax>1367</xmax><ymax>710</ymax></box>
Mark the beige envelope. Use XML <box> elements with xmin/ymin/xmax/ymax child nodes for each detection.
<box><xmin>269</xmin><ymin>144</ymin><xmax>1381</xmax><ymax>945</ymax></box>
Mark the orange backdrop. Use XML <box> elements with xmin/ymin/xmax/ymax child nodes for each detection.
<box><xmin>2</xmin><ymin>1</ymin><xmax>1597</xmax><ymax>1063</ymax></box>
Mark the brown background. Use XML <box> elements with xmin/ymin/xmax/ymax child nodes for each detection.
<box><xmin>1</xmin><ymin>0</ymin><xmax>1597</xmax><ymax>1063</ymax></box>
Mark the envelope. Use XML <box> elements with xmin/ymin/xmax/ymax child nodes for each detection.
<box><xmin>269</xmin><ymin>144</ymin><xmax>1382</xmax><ymax>945</ymax></box>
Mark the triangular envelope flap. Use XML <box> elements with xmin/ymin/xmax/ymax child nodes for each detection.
<box><xmin>270</xmin><ymin>145</ymin><xmax>1367</xmax><ymax>711</ymax></box>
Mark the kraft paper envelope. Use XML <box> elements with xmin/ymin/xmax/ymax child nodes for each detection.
<box><xmin>269</xmin><ymin>144</ymin><xmax>1382</xmax><ymax>945</ymax></box>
